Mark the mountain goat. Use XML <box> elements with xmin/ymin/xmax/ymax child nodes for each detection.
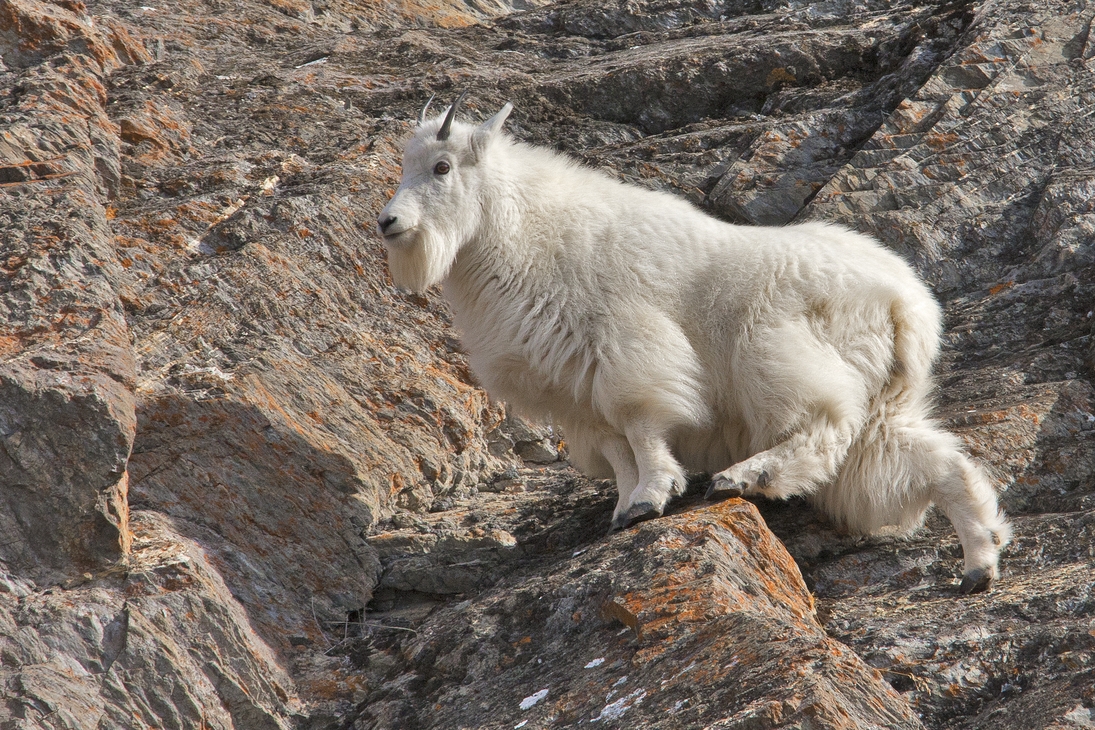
<box><xmin>377</xmin><ymin>94</ymin><xmax>1011</xmax><ymax>593</ymax></box>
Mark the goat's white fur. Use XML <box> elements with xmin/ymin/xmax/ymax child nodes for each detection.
<box><xmin>378</xmin><ymin>101</ymin><xmax>1011</xmax><ymax>589</ymax></box>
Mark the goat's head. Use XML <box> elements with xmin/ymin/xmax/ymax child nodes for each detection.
<box><xmin>378</xmin><ymin>92</ymin><xmax>513</xmax><ymax>292</ymax></box>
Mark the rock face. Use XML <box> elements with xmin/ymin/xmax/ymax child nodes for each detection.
<box><xmin>358</xmin><ymin>491</ymin><xmax>921</xmax><ymax>729</ymax></box>
<box><xmin>0</xmin><ymin>0</ymin><xmax>1092</xmax><ymax>728</ymax></box>
<box><xmin>0</xmin><ymin>0</ymin><xmax>141</xmax><ymax>586</ymax></box>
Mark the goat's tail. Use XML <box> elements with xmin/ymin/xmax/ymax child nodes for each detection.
<box><xmin>816</xmin><ymin>287</ymin><xmax>945</xmax><ymax>533</ymax></box>
<box><xmin>885</xmin><ymin>291</ymin><xmax>943</xmax><ymax>402</ymax></box>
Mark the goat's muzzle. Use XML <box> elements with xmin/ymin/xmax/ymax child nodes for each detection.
<box><xmin>378</xmin><ymin>214</ymin><xmax>398</xmax><ymax>234</ymax></box>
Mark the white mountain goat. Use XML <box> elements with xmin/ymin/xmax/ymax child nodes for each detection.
<box><xmin>377</xmin><ymin>93</ymin><xmax>1011</xmax><ymax>593</ymax></box>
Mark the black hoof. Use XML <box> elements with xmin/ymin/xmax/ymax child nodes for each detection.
<box><xmin>623</xmin><ymin>501</ymin><xmax>662</xmax><ymax>528</ymax></box>
<box><xmin>607</xmin><ymin>512</ymin><xmax>629</xmax><ymax>535</ymax></box>
<box><xmin>756</xmin><ymin>470</ymin><xmax>770</xmax><ymax>488</ymax></box>
<box><xmin>958</xmin><ymin>568</ymin><xmax>993</xmax><ymax>594</ymax></box>
<box><xmin>705</xmin><ymin>477</ymin><xmax>744</xmax><ymax>501</ymax></box>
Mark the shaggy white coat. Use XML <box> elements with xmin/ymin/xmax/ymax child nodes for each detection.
<box><xmin>378</xmin><ymin>102</ymin><xmax>1011</xmax><ymax>590</ymax></box>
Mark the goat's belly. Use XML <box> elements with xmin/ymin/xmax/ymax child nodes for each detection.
<box><xmin>671</xmin><ymin>421</ymin><xmax>746</xmax><ymax>475</ymax></box>
<box><xmin>470</xmin><ymin>353</ymin><xmax>589</xmax><ymax>425</ymax></box>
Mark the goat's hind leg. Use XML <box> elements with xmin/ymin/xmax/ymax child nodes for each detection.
<box><xmin>706</xmin><ymin>322</ymin><xmax>865</xmax><ymax>502</ymax></box>
<box><xmin>707</xmin><ymin>414</ymin><xmax>855</xmax><ymax>501</ymax></box>
<box><xmin>932</xmin><ymin>448</ymin><xmax>1012</xmax><ymax>593</ymax></box>
<box><xmin>875</xmin><ymin>420</ymin><xmax>1011</xmax><ymax>593</ymax></box>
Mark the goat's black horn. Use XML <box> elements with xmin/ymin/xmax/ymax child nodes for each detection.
<box><xmin>436</xmin><ymin>90</ymin><xmax>468</xmax><ymax>141</ymax></box>
<box><xmin>418</xmin><ymin>94</ymin><xmax>435</xmax><ymax>125</ymax></box>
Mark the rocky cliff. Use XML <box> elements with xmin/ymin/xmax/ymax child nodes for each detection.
<box><xmin>1</xmin><ymin>0</ymin><xmax>1093</xmax><ymax>728</ymax></box>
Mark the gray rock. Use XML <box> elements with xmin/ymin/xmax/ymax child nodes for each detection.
<box><xmin>353</xmin><ymin>496</ymin><xmax>921</xmax><ymax>729</ymax></box>
<box><xmin>0</xmin><ymin>0</ymin><xmax>139</xmax><ymax>584</ymax></box>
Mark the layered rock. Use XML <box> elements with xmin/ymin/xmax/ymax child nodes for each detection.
<box><xmin>357</xmin><ymin>493</ymin><xmax>921</xmax><ymax>729</ymax></box>
<box><xmin>0</xmin><ymin>0</ymin><xmax>143</xmax><ymax>585</ymax></box>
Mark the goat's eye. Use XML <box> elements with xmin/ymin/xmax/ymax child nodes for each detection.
<box><xmin>434</xmin><ymin>161</ymin><xmax>451</xmax><ymax>175</ymax></box>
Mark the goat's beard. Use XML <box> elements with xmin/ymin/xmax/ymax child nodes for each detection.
<box><xmin>386</xmin><ymin>227</ymin><xmax>459</xmax><ymax>293</ymax></box>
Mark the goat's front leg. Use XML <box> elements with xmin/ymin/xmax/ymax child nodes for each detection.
<box><xmin>608</xmin><ymin>421</ymin><xmax>686</xmax><ymax>531</ymax></box>
<box><xmin>601</xmin><ymin>436</ymin><xmax>640</xmax><ymax>533</ymax></box>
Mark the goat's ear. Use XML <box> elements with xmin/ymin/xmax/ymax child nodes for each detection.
<box><xmin>479</xmin><ymin>102</ymin><xmax>514</xmax><ymax>135</ymax></box>
<box><xmin>470</xmin><ymin>102</ymin><xmax>513</xmax><ymax>161</ymax></box>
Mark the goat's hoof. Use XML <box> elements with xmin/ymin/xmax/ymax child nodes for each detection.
<box><xmin>607</xmin><ymin>512</ymin><xmax>629</xmax><ymax>535</ymax></box>
<box><xmin>623</xmin><ymin>501</ymin><xmax>662</xmax><ymax>529</ymax></box>
<box><xmin>705</xmin><ymin>477</ymin><xmax>744</xmax><ymax>501</ymax></box>
<box><xmin>958</xmin><ymin>568</ymin><xmax>994</xmax><ymax>594</ymax></box>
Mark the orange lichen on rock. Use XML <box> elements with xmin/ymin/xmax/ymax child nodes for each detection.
<box><xmin>606</xmin><ymin>500</ymin><xmax>818</xmax><ymax>648</ymax></box>
<box><xmin>118</xmin><ymin>99</ymin><xmax>194</xmax><ymax>163</ymax></box>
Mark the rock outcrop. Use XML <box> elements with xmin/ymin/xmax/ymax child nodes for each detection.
<box><xmin>1</xmin><ymin>0</ymin><xmax>1092</xmax><ymax>728</ymax></box>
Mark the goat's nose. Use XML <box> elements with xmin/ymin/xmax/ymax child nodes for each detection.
<box><xmin>378</xmin><ymin>214</ymin><xmax>398</xmax><ymax>233</ymax></box>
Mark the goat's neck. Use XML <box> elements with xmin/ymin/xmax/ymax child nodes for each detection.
<box><xmin>446</xmin><ymin>171</ymin><xmax>544</xmax><ymax>311</ymax></box>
